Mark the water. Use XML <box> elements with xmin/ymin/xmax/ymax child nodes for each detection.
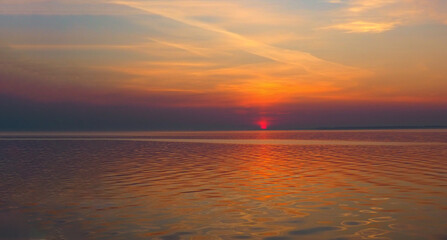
<box><xmin>0</xmin><ymin>130</ymin><xmax>446</xmax><ymax>240</ymax></box>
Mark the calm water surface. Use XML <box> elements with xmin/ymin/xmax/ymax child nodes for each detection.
<box><xmin>0</xmin><ymin>130</ymin><xmax>446</xmax><ymax>240</ymax></box>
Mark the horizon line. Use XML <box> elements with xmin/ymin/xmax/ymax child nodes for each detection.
<box><xmin>0</xmin><ymin>125</ymin><xmax>446</xmax><ymax>133</ymax></box>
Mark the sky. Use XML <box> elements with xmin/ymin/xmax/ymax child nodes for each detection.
<box><xmin>1</xmin><ymin>0</ymin><xmax>447</xmax><ymax>130</ymax></box>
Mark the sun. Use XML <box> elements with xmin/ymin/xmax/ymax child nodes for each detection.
<box><xmin>257</xmin><ymin>119</ymin><xmax>268</xmax><ymax>130</ymax></box>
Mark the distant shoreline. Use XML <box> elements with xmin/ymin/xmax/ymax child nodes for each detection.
<box><xmin>311</xmin><ymin>126</ymin><xmax>447</xmax><ymax>130</ymax></box>
<box><xmin>0</xmin><ymin>126</ymin><xmax>446</xmax><ymax>134</ymax></box>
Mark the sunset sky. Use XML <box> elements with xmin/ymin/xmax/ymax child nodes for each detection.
<box><xmin>1</xmin><ymin>0</ymin><xmax>447</xmax><ymax>130</ymax></box>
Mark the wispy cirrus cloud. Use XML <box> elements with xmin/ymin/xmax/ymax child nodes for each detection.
<box><xmin>99</xmin><ymin>0</ymin><xmax>373</xmax><ymax>107</ymax></box>
<box><xmin>326</xmin><ymin>0</ymin><xmax>447</xmax><ymax>33</ymax></box>
<box><xmin>113</xmin><ymin>1</ymin><xmax>369</xmax><ymax>78</ymax></box>
<box><xmin>325</xmin><ymin>21</ymin><xmax>398</xmax><ymax>33</ymax></box>
<box><xmin>346</xmin><ymin>0</ymin><xmax>397</xmax><ymax>12</ymax></box>
<box><xmin>0</xmin><ymin>0</ymin><xmax>139</xmax><ymax>15</ymax></box>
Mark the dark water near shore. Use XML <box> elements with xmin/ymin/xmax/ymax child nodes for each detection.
<box><xmin>0</xmin><ymin>130</ymin><xmax>446</xmax><ymax>240</ymax></box>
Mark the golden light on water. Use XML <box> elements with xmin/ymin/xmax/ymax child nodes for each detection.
<box><xmin>2</xmin><ymin>131</ymin><xmax>447</xmax><ymax>239</ymax></box>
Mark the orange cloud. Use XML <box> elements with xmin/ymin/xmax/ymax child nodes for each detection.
<box><xmin>325</xmin><ymin>21</ymin><xmax>398</xmax><ymax>33</ymax></box>
<box><xmin>326</xmin><ymin>0</ymin><xmax>447</xmax><ymax>33</ymax></box>
<box><xmin>109</xmin><ymin>0</ymin><xmax>371</xmax><ymax>106</ymax></box>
